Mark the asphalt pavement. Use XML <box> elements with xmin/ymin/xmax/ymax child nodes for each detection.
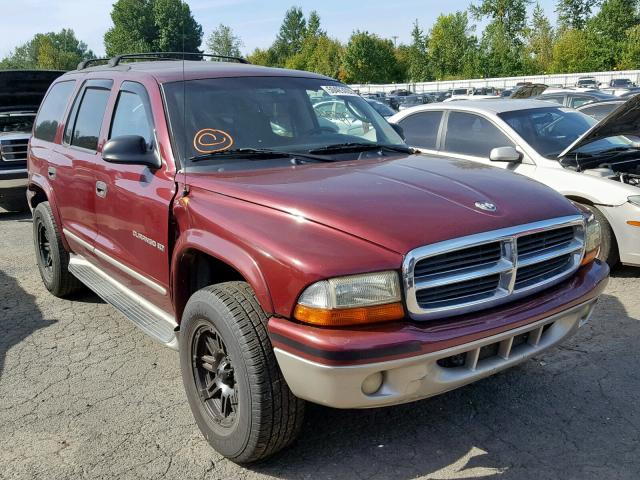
<box><xmin>1</xmin><ymin>208</ymin><xmax>639</xmax><ymax>480</ymax></box>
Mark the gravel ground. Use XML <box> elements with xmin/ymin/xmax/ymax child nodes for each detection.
<box><xmin>1</xmin><ymin>208</ymin><xmax>639</xmax><ymax>480</ymax></box>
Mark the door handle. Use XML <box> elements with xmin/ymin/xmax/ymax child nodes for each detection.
<box><xmin>47</xmin><ymin>167</ymin><xmax>56</xmax><ymax>179</ymax></box>
<box><xmin>96</xmin><ymin>181</ymin><xmax>107</xmax><ymax>198</ymax></box>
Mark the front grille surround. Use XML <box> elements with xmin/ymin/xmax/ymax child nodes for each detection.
<box><xmin>402</xmin><ymin>215</ymin><xmax>586</xmax><ymax>321</ymax></box>
<box><xmin>0</xmin><ymin>138</ymin><xmax>29</xmax><ymax>163</ymax></box>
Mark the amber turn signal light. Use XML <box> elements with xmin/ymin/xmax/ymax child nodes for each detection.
<box><xmin>627</xmin><ymin>221</ymin><xmax>640</xmax><ymax>227</ymax></box>
<box><xmin>293</xmin><ymin>302</ymin><xmax>405</xmax><ymax>327</ymax></box>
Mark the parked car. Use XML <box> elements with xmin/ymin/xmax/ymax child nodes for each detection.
<box><xmin>537</xmin><ymin>89</ymin><xmax>617</xmax><ymax>108</ymax></box>
<box><xmin>0</xmin><ymin>70</ymin><xmax>63</xmax><ymax>211</ymax></box>
<box><xmin>364</xmin><ymin>98</ymin><xmax>396</xmax><ymax>118</ymax></box>
<box><xmin>576</xmin><ymin>99</ymin><xmax>626</xmax><ymax>121</ymax></box>
<box><xmin>398</xmin><ymin>94</ymin><xmax>424</xmax><ymax>111</ymax></box>
<box><xmin>609</xmin><ymin>78</ymin><xmax>635</xmax><ymax>88</ymax></box>
<box><xmin>389</xmin><ymin>98</ymin><xmax>640</xmax><ymax>266</ymax></box>
<box><xmin>29</xmin><ymin>55</ymin><xmax>608</xmax><ymax>464</ymax></box>
<box><xmin>575</xmin><ymin>77</ymin><xmax>600</xmax><ymax>89</ymax></box>
<box><xmin>619</xmin><ymin>88</ymin><xmax>640</xmax><ymax>98</ymax></box>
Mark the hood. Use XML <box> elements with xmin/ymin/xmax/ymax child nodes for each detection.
<box><xmin>0</xmin><ymin>70</ymin><xmax>64</xmax><ymax>113</ymax></box>
<box><xmin>186</xmin><ymin>155</ymin><xmax>578</xmax><ymax>254</ymax></box>
<box><xmin>559</xmin><ymin>94</ymin><xmax>640</xmax><ymax>158</ymax></box>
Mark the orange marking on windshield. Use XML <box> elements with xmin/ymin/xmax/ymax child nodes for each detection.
<box><xmin>193</xmin><ymin>128</ymin><xmax>234</xmax><ymax>154</ymax></box>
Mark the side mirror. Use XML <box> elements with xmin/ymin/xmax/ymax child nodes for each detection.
<box><xmin>102</xmin><ymin>135</ymin><xmax>160</xmax><ymax>169</ymax></box>
<box><xmin>489</xmin><ymin>146</ymin><xmax>522</xmax><ymax>163</ymax></box>
<box><xmin>390</xmin><ymin>123</ymin><xmax>405</xmax><ymax>140</ymax></box>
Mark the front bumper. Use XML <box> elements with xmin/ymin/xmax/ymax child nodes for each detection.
<box><xmin>600</xmin><ymin>202</ymin><xmax>640</xmax><ymax>266</ymax></box>
<box><xmin>0</xmin><ymin>168</ymin><xmax>28</xmax><ymax>190</ymax></box>
<box><xmin>270</xmin><ymin>260</ymin><xmax>609</xmax><ymax>409</ymax></box>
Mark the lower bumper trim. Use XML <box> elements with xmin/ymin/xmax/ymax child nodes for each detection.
<box><xmin>275</xmin><ymin>299</ymin><xmax>597</xmax><ymax>409</ymax></box>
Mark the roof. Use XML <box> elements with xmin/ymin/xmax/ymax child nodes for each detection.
<box><xmin>399</xmin><ymin>99</ymin><xmax>558</xmax><ymax>115</ymax></box>
<box><xmin>62</xmin><ymin>60</ymin><xmax>331</xmax><ymax>84</ymax></box>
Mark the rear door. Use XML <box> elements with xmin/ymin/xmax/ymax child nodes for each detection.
<box><xmin>41</xmin><ymin>79</ymin><xmax>113</xmax><ymax>255</ymax></box>
<box><xmin>395</xmin><ymin>111</ymin><xmax>444</xmax><ymax>155</ymax></box>
<box><xmin>92</xmin><ymin>80</ymin><xmax>176</xmax><ymax>312</ymax></box>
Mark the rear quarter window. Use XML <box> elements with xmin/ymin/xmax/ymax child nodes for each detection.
<box><xmin>33</xmin><ymin>81</ymin><xmax>76</xmax><ymax>142</ymax></box>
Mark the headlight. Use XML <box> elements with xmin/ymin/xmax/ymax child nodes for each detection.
<box><xmin>581</xmin><ymin>212</ymin><xmax>601</xmax><ymax>266</ymax></box>
<box><xmin>629</xmin><ymin>196</ymin><xmax>640</xmax><ymax>208</ymax></box>
<box><xmin>294</xmin><ymin>271</ymin><xmax>404</xmax><ymax>326</ymax></box>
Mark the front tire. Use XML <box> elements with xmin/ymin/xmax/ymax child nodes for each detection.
<box><xmin>179</xmin><ymin>282</ymin><xmax>304</xmax><ymax>464</ymax></box>
<box><xmin>32</xmin><ymin>202</ymin><xmax>82</xmax><ymax>297</ymax></box>
<box><xmin>582</xmin><ymin>204</ymin><xmax>619</xmax><ymax>267</ymax></box>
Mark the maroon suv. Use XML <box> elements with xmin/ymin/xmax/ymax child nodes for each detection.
<box><xmin>28</xmin><ymin>54</ymin><xmax>608</xmax><ymax>463</ymax></box>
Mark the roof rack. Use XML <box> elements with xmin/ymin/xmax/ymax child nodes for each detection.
<box><xmin>76</xmin><ymin>58</ymin><xmax>110</xmax><ymax>70</ymax></box>
<box><xmin>107</xmin><ymin>52</ymin><xmax>250</xmax><ymax>67</ymax></box>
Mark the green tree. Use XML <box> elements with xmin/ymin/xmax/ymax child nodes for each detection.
<box><xmin>0</xmin><ymin>29</ymin><xmax>95</xmax><ymax>70</ymax></box>
<box><xmin>550</xmin><ymin>28</ymin><xmax>599</xmax><ymax>72</ymax></box>
<box><xmin>587</xmin><ymin>0</ymin><xmax>640</xmax><ymax>70</ymax></box>
<box><xmin>406</xmin><ymin>20</ymin><xmax>431</xmax><ymax>82</ymax></box>
<box><xmin>104</xmin><ymin>0</ymin><xmax>202</xmax><ymax>56</ymax></box>
<box><xmin>470</xmin><ymin>0</ymin><xmax>531</xmax><ymax>39</ymax></box>
<box><xmin>272</xmin><ymin>7</ymin><xmax>307</xmax><ymax>65</ymax></box>
<box><xmin>524</xmin><ymin>3</ymin><xmax>555</xmax><ymax>73</ymax></box>
<box><xmin>341</xmin><ymin>31</ymin><xmax>401</xmax><ymax>83</ymax></box>
<box><xmin>306</xmin><ymin>10</ymin><xmax>325</xmax><ymax>38</ymax></box>
<box><xmin>618</xmin><ymin>25</ymin><xmax>640</xmax><ymax>69</ymax></box>
<box><xmin>428</xmin><ymin>12</ymin><xmax>479</xmax><ymax>79</ymax></box>
<box><xmin>206</xmin><ymin>24</ymin><xmax>243</xmax><ymax>58</ymax></box>
<box><xmin>286</xmin><ymin>36</ymin><xmax>344</xmax><ymax>79</ymax></box>
<box><xmin>246</xmin><ymin>47</ymin><xmax>276</xmax><ymax>66</ymax></box>
<box><xmin>556</xmin><ymin>0</ymin><xmax>600</xmax><ymax>30</ymax></box>
<box><xmin>471</xmin><ymin>0</ymin><xmax>531</xmax><ymax>77</ymax></box>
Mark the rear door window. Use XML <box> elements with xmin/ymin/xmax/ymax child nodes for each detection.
<box><xmin>65</xmin><ymin>81</ymin><xmax>113</xmax><ymax>151</ymax></box>
<box><xmin>444</xmin><ymin>111</ymin><xmax>514</xmax><ymax>157</ymax></box>
<box><xmin>33</xmin><ymin>81</ymin><xmax>76</xmax><ymax>142</ymax></box>
<box><xmin>569</xmin><ymin>95</ymin><xmax>595</xmax><ymax>108</ymax></box>
<box><xmin>539</xmin><ymin>95</ymin><xmax>564</xmax><ymax>105</ymax></box>
<box><xmin>397</xmin><ymin>111</ymin><xmax>443</xmax><ymax>149</ymax></box>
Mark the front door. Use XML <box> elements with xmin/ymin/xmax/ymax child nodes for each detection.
<box><xmin>92</xmin><ymin>80</ymin><xmax>176</xmax><ymax>313</ymax></box>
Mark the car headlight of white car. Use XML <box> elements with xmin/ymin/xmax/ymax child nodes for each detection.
<box><xmin>582</xmin><ymin>212</ymin><xmax>601</xmax><ymax>265</ymax></box>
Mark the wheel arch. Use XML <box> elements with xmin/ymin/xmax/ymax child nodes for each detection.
<box><xmin>171</xmin><ymin>232</ymin><xmax>274</xmax><ymax>323</ymax></box>
<box><xmin>27</xmin><ymin>176</ymin><xmax>70</xmax><ymax>250</ymax></box>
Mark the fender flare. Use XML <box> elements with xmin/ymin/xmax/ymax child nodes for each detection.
<box><xmin>171</xmin><ymin>228</ymin><xmax>274</xmax><ymax>320</ymax></box>
<box><xmin>28</xmin><ymin>173</ymin><xmax>70</xmax><ymax>250</ymax></box>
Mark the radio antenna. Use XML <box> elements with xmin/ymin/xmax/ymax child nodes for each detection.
<box><xmin>181</xmin><ymin>1</ymin><xmax>188</xmax><ymax>196</ymax></box>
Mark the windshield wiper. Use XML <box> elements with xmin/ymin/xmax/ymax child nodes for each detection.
<box><xmin>307</xmin><ymin>143</ymin><xmax>414</xmax><ymax>155</ymax></box>
<box><xmin>188</xmin><ymin>148</ymin><xmax>334</xmax><ymax>163</ymax></box>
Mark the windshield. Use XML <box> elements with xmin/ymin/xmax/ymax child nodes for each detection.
<box><xmin>0</xmin><ymin>114</ymin><xmax>35</xmax><ymax>133</ymax></box>
<box><xmin>163</xmin><ymin>76</ymin><xmax>404</xmax><ymax>166</ymax></box>
<box><xmin>498</xmin><ymin>107</ymin><xmax>635</xmax><ymax>158</ymax></box>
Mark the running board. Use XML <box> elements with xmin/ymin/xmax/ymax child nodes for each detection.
<box><xmin>68</xmin><ymin>254</ymin><xmax>179</xmax><ymax>350</ymax></box>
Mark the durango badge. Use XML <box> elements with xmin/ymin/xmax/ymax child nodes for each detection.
<box><xmin>475</xmin><ymin>201</ymin><xmax>497</xmax><ymax>212</ymax></box>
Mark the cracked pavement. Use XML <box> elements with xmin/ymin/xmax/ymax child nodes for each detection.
<box><xmin>1</xmin><ymin>209</ymin><xmax>639</xmax><ymax>480</ymax></box>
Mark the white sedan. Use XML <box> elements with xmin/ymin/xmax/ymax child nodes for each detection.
<box><xmin>389</xmin><ymin>98</ymin><xmax>640</xmax><ymax>267</ymax></box>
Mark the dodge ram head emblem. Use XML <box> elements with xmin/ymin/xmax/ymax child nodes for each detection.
<box><xmin>475</xmin><ymin>201</ymin><xmax>497</xmax><ymax>212</ymax></box>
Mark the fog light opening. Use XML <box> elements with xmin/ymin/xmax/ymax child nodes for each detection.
<box><xmin>362</xmin><ymin>372</ymin><xmax>384</xmax><ymax>395</ymax></box>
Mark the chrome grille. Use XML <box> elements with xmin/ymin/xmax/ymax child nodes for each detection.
<box><xmin>0</xmin><ymin>138</ymin><xmax>29</xmax><ymax>163</ymax></box>
<box><xmin>403</xmin><ymin>216</ymin><xmax>585</xmax><ymax>320</ymax></box>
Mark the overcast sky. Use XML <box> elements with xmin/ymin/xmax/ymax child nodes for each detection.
<box><xmin>2</xmin><ymin>0</ymin><xmax>559</xmax><ymax>58</ymax></box>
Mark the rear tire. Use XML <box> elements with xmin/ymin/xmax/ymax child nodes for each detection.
<box><xmin>582</xmin><ymin>203</ymin><xmax>619</xmax><ymax>267</ymax></box>
<box><xmin>32</xmin><ymin>202</ymin><xmax>82</xmax><ymax>297</ymax></box>
<box><xmin>179</xmin><ymin>281</ymin><xmax>304</xmax><ymax>464</ymax></box>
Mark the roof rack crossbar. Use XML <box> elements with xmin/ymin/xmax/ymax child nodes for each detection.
<box><xmin>77</xmin><ymin>58</ymin><xmax>110</xmax><ymax>70</ymax></box>
<box><xmin>107</xmin><ymin>52</ymin><xmax>250</xmax><ymax>67</ymax></box>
